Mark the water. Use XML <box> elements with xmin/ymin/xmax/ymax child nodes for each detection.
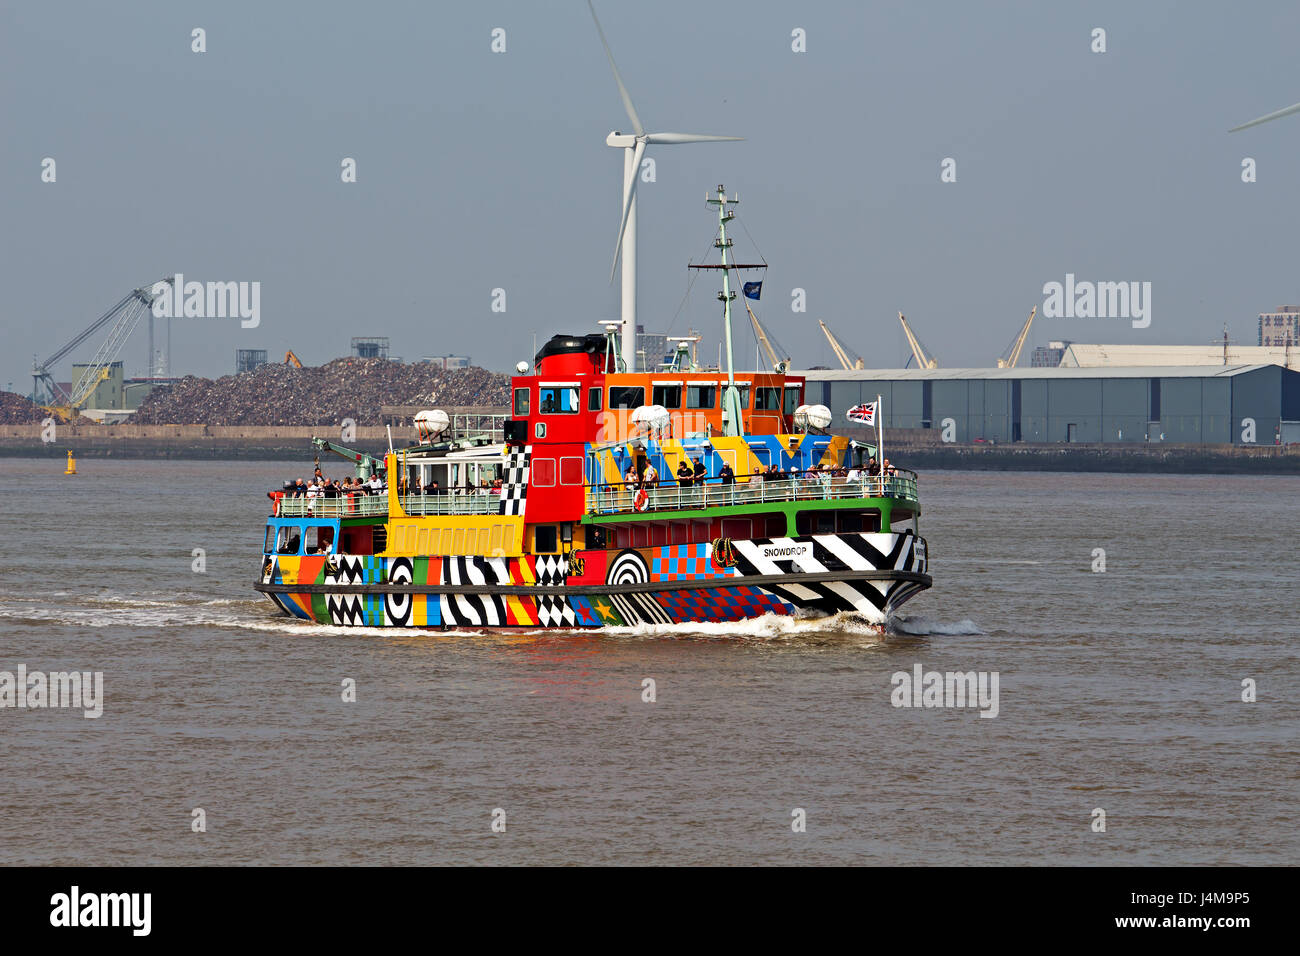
<box><xmin>1</xmin><ymin>459</ymin><xmax>1295</xmax><ymax>865</ymax></box>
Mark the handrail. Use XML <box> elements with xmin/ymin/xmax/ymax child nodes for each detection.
<box><xmin>274</xmin><ymin>489</ymin><xmax>503</xmax><ymax>518</ymax></box>
<box><xmin>585</xmin><ymin>470</ymin><xmax>919</xmax><ymax>516</ymax></box>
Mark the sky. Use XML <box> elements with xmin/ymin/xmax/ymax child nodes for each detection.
<box><xmin>4</xmin><ymin>0</ymin><xmax>1300</xmax><ymax>393</ymax></box>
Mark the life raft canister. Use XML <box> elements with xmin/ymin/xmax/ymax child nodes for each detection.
<box><xmin>633</xmin><ymin>489</ymin><xmax>650</xmax><ymax>512</ymax></box>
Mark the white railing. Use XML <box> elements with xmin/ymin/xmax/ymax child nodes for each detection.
<box><xmin>586</xmin><ymin>470</ymin><xmax>919</xmax><ymax>515</ymax></box>
<box><xmin>275</xmin><ymin>490</ymin><xmax>502</xmax><ymax>518</ymax></box>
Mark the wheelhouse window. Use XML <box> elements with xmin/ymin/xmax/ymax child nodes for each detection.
<box><xmin>784</xmin><ymin>385</ymin><xmax>802</xmax><ymax>415</ymax></box>
<box><xmin>755</xmin><ymin>387</ymin><xmax>782</xmax><ymax>411</ymax></box>
<box><xmin>264</xmin><ymin>526</ymin><xmax>276</xmax><ymax>554</ymax></box>
<box><xmin>538</xmin><ymin>386</ymin><xmax>579</xmax><ymax>414</ymax></box>
<box><xmin>652</xmin><ymin>384</ymin><xmax>682</xmax><ymax>409</ymax></box>
<box><xmin>513</xmin><ymin>388</ymin><xmax>530</xmax><ymax>417</ymax></box>
<box><xmin>276</xmin><ymin>526</ymin><xmax>300</xmax><ymax>554</ymax></box>
<box><xmin>588</xmin><ymin>387</ymin><xmax>603</xmax><ymax>411</ymax></box>
<box><xmin>735</xmin><ymin>385</ymin><xmax>750</xmax><ymax>408</ymax></box>
<box><xmin>687</xmin><ymin>384</ymin><xmax>716</xmax><ymax>409</ymax></box>
<box><xmin>609</xmin><ymin>386</ymin><xmax>645</xmax><ymax>410</ymax></box>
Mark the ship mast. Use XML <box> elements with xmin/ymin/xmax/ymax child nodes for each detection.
<box><xmin>689</xmin><ymin>184</ymin><xmax>766</xmax><ymax>437</ymax></box>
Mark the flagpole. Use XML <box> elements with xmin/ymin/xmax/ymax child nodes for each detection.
<box><xmin>877</xmin><ymin>393</ymin><xmax>884</xmax><ymax>494</ymax></box>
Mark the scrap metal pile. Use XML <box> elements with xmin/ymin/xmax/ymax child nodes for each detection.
<box><xmin>132</xmin><ymin>358</ymin><xmax>511</xmax><ymax>426</ymax></box>
<box><xmin>0</xmin><ymin>391</ymin><xmax>52</xmax><ymax>424</ymax></box>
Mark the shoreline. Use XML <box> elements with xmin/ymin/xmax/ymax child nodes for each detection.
<box><xmin>1</xmin><ymin>424</ymin><xmax>1297</xmax><ymax>473</ymax></box>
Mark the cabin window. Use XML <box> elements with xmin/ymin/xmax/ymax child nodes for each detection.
<box><xmin>653</xmin><ymin>384</ymin><xmax>682</xmax><ymax>409</ymax></box>
<box><xmin>264</xmin><ymin>526</ymin><xmax>276</xmax><ymax>553</ymax></box>
<box><xmin>305</xmin><ymin>526</ymin><xmax>320</xmax><ymax>553</ymax></box>
<box><xmin>534</xmin><ymin>422</ymin><xmax>546</xmax><ymax>439</ymax></box>
<box><xmin>276</xmin><ymin>526</ymin><xmax>300</xmax><ymax>554</ymax></box>
<box><xmin>609</xmin><ymin>386</ymin><xmax>644</xmax><ymax>410</ymax></box>
<box><xmin>539</xmin><ymin>386</ymin><xmax>579</xmax><ymax>414</ymax></box>
<box><xmin>560</xmin><ymin>457</ymin><xmax>584</xmax><ymax>486</ymax></box>
<box><xmin>735</xmin><ymin>385</ymin><xmax>750</xmax><ymax>408</ymax></box>
<box><xmin>533</xmin><ymin>458</ymin><xmax>556</xmax><ymax>486</ymax></box>
<box><xmin>766</xmin><ymin>516</ymin><xmax>786</xmax><ymax>537</ymax></box>
<box><xmin>513</xmin><ymin>388</ymin><xmax>530</xmax><ymax>417</ymax></box>
<box><xmin>588</xmin><ymin>387</ymin><xmax>603</xmax><ymax>411</ymax></box>
<box><xmin>784</xmin><ymin>386</ymin><xmax>802</xmax><ymax>415</ymax></box>
<box><xmin>687</xmin><ymin>384</ymin><xmax>716</xmax><ymax>409</ymax></box>
<box><xmin>755</xmin><ymin>387</ymin><xmax>782</xmax><ymax>411</ymax></box>
<box><xmin>796</xmin><ymin>511</ymin><xmax>838</xmax><ymax>535</ymax></box>
<box><xmin>534</xmin><ymin>525</ymin><xmax>559</xmax><ymax>553</ymax></box>
<box><xmin>670</xmin><ymin>521</ymin><xmax>689</xmax><ymax>545</ymax></box>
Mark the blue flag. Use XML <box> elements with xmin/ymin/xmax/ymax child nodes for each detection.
<box><xmin>742</xmin><ymin>281</ymin><xmax>762</xmax><ymax>300</ymax></box>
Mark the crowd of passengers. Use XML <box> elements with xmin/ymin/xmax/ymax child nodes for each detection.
<box><xmin>620</xmin><ymin>455</ymin><xmax>900</xmax><ymax>492</ymax></box>
<box><xmin>278</xmin><ymin>466</ymin><xmax>505</xmax><ymax>499</ymax></box>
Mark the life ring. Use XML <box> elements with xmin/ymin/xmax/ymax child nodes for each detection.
<box><xmin>633</xmin><ymin>489</ymin><xmax>650</xmax><ymax>512</ymax></box>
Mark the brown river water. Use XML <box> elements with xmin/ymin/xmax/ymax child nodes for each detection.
<box><xmin>0</xmin><ymin>458</ymin><xmax>1295</xmax><ymax>865</ymax></box>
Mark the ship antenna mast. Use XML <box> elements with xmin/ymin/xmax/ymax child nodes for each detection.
<box><xmin>710</xmin><ymin>185</ymin><xmax>741</xmax><ymax>435</ymax></box>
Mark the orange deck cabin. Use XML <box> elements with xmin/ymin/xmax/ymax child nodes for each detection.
<box><xmin>505</xmin><ymin>333</ymin><xmax>806</xmax><ymax>527</ymax></box>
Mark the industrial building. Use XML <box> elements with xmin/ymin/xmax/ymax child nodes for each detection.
<box><xmin>1056</xmin><ymin>343</ymin><xmax>1297</xmax><ymax>369</ymax></box>
<box><xmin>800</xmin><ymin>364</ymin><xmax>1300</xmax><ymax>445</ymax></box>
<box><xmin>1259</xmin><ymin>306</ymin><xmax>1300</xmax><ymax>347</ymax></box>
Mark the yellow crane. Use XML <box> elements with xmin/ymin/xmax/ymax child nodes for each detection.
<box><xmin>898</xmin><ymin>312</ymin><xmax>938</xmax><ymax>369</ymax></box>
<box><xmin>284</xmin><ymin>350</ymin><xmax>304</xmax><ymax>368</ymax></box>
<box><xmin>744</xmin><ymin>300</ymin><xmax>791</xmax><ymax>372</ymax></box>
<box><xmin>818</xmin><ymin>320</ymin><xmax>864</xmax><ymax>370</ymax></box>
<box><xmin>997</xmin><ymin>306</ymin><xmax>1037</xmax><ymax>368</ymax></box>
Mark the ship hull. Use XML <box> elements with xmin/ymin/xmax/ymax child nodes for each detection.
<box><xmin>255</xmin><ymin>531</ymin><xmax>930</xmax><ymax>629</ymax></box>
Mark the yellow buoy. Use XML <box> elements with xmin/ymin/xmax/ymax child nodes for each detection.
<box><xmin>65</xmin><ymin>450</ymin><xmax>77</xmax><ymax>475</ymax></box>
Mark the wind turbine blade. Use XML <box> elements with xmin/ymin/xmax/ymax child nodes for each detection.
<box><xmin>1230</xmin><ymin>100</ymin><xmax>1300</xmax><ymax>132</ymax></box>
<box><xmin>587</xmin><ymin>0</ymin><xmax>644</xmax><ymax>136</ymax></box>
<box><xmin>645</xmin><ymin>132</ymin><xmax>744</xmax><ymax>144</ymax></box>
<box><xmin>610</xmin><ymin>140</ymin><xmax>646</xmax><ymax>282</ymax></box>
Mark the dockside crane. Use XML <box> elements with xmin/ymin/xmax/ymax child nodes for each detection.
<box><xmin>997</xmin><ymin>306</ymin><xmax>1037</xmax><ymax>368</ymax></box>
<box><xmin>898</xmin><ymin>312</ymin><xmax>938</xmax><ymax>369</ymax></box>
<box><xmin>818</xmin><ymin>319</ymin><xmax>864</xmax><ymax>370</ymax></box>
<box><xmin>744</xmin><ymin>300</ymin><xmax>791</xmax><ymax>372</ymax></box>
<box><xmin>32</xmin><ymin>277</ymin><xmax>174</xmax><ymax>419</ymax></box>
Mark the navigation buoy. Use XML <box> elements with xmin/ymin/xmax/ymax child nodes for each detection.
<box><xmin>64</xmin><ymin>450</ymin><xmax>77</xmax><ymax>475</ymax></box>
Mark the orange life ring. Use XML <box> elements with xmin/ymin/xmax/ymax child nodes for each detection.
<box><xmin>633</xmin><ymin>489</ymin><xmax>649</xmax><ymax>512</ymax></box>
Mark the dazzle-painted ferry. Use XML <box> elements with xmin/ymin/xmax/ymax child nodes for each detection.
<box><xmin>255</xmin><ymin>188</ymin><xmax>931</xmax><ymax>630</ymax></box>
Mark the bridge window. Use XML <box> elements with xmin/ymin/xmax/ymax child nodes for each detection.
<box><xmin>687</xmin><ymin>384</ymin><xmax>716</xmax><ymax>409</ymax></box>
<box><xmin>784</xmin><ymin>385</ymin><xmax>802</xmax><ymax>415</ymax></box>
<box><xmin>533</xmin><ymin>458</ymin><xmax>555</xmax><ymax>487</ymax></box>
<box><xmin>513</xmin><ymin>388</ymin><xmax>530</xmax><ymax>416</ymax></box>
<box><xmin>755</xmin><ymin>387</ymin><xmax>781</xmax><ymax>411</ymax></box>
<box><xmin>652</xmin><ymin>384</ymin><xmax>682</xmax><ymax>409</ymax></box>
<box><xmin>539</xmin><ymin>386</ymin><xmax>579</xmax><ymax>414</ymax></box>
<box><xmin>609</xmin><ymin>386</ymin><xmax>644</xmax><ymax>410</ymax></box>
<box><xmin>588</xmin><ymin>387</ymin><xmax>602</xmax><ymax>411</ymax></box>
<box><xmin>264</xmin><ymin>526</ymin><xmax>276</xmax><ymax>554</ymax></box>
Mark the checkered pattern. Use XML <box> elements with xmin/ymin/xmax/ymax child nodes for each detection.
<box><xmin>534</xmin><ymin>554</ymin><xmax>567</xmax><ymax>585</ymax></box>
<box><xmin>651</xmin><ymin>543</ymin><xmax>726</xmax><ymax>581</ymax></box>
<box><xmin>656</xmin><ymin>585</ymin><xmax>794</xmax><ymax>623</ymax></box>
<box><xmin>499</xmin><ymin>444</ymin><xmax>531</xmax><ymax>516</ymax></box>
<box><xmin>536</xmin><ymin>596</ymin><xmax>578</xmax><ymax>627</ymax></box>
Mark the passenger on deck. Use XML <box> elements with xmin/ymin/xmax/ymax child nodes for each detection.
<box><xmin>719</xmin><ymin>462</ymin><xmax>735</xmax><ymax>485</ymax></box>
<box><xmin>643</xmin><ymin>462</ymin><xmax>658</xmax><ymax>489</ymax></box>
<box><xmin>692</xmin><ymin>457</ymin><xmax>706</xmax><ymax>486</ymax></box>
<box><xmin>676</xmin><ymin>460</ymin><xmax>693</xmax><ymax>486</ymax></box>
<box><xmin>625</xmin><ymin>464</ymin><xmax>640</xmax><ymax>490</ymax></box>
<box><xmin>428</xmin><ymin>479</ymin><xmax>440</xmax><ymax>494</ymax></box>
<box><xmin>867</xmin><ymin>456</ymin><xmax>881</xmax><ymax>477</ymax></box>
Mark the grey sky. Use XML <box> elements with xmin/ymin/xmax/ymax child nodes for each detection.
<box><xmin>4</xmin><ymin>0</ymin><xmax>1300</xmax><ymax>393</ymax></box>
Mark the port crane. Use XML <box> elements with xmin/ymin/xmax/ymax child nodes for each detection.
<box><xmin>897</xmin><ymin>312</ymin><xmax>938</xmax><ymax>369</ymax></box>
<box><xmin>997</xmin><ymin>306</ymin><xmax>1037</xmax><ymax>368</ymax></box>
<box><xmin>284</xmin><ymin>350</ymin><xmax>304</xmax><ymax>368</ymax></box>
<box><xmin>818</xmin><ymin>320</ymin><xmax>864</xmax><ymax>370</ymax></box>
<box><xmin>32</xmin><ymin>277</ymin><xmax>174</xmax><ymax>419</ymax></box>
<box><xmin>744</xmin><ymin>301</ymin><xmax>791</xmax><ymax>372</ymax></box>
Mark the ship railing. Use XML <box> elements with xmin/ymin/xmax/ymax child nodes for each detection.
<box><xmin>274</xmin><ymin>491</ymin><xmax>502</xmax><ymax>518</ymax></box>
<box><xmin>585</xmin><ymin>469</ymin><xmax>919</xmax><ymax>516</ymax></box>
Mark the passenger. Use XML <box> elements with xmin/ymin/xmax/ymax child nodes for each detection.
<box><xmin>719</xmin><ymin>462</ymin><xmax>735</xmax><ymax>485</ymax></box>
<box><xmin>643</xmin><ymin>461</ymin><xmax>659</xmax><ymax>489</ymax></box>
<box><xmin>625</xmin><ymin>464</ymin><xmax>640</xmax><ymax>490</ymax></box>
<box><xmin>428</xmin><ymin>479</ymin><xmax>440</xmax><ymax>494</ymax></box>
<box><xmin>867</xmin><ymin>456</ymin><xmax>880</xmax><ymax>477</ymax></box>
<box><xmin>692</xmin><ymin>457</ymin><xmax>707</xmax><ymax>486</ymax></box>
<box><xmin>676</xmin><ymin>459</ymin><xmax>693</xmax><ymax>487</ymax></box>
<box><xmin>845</xmin><ymin>462</ymin><xmax>862</xmax><ymax>482</ymax></box>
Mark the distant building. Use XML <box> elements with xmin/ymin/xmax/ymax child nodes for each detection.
<box><xmin>352</xmin><ymin>337</ymin><xmax>390</xmax><ymax>360</ymax></box>
<box><xmin>1031</xmin><ymin>341</ymin><xmax>1069</xmax><ymax>368</ymax></box>
<box><xmin>70</xmin><ymin>360</ymin><xmax>124</xmax><ymax>410</ymax></box>
<box><xmin>1259</xmin><ymin>306</ymin><xmax>1300</xmax><ymax>347</ymax></box>
<box><xmin>236</xmin><ymin>349</ymin><xmax>268</xmax><ymax>374</ymax></box>
<box><xmin>799</xmin><ymin>364</ymin><xmax>1300</xmax><ymax>445</ymax></box>
<box><xmin>421</xmin><ymin>355</ymin><xmax>471</xmax><ymax>369</ymax></box>
<box><xmin>1059</xmin><ymin>343</ymin><xmax>1296</xmax><ymax>369</ymax></box>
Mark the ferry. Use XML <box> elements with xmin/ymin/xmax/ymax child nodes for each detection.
<box><xmin>254</xmin><ymin>188</ymin><xmax>931</xmax><ymax>630</ymax></box>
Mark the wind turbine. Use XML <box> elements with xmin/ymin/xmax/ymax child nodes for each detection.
<box><xmin>587</xmin><ymin>0</ymin><xmax>742</xmax><ymax>371</ymax></box>
<box><xmin>1230</xmin><ymin>100</ymin><xmax>1300</xmax><ymax>132</ymax></box>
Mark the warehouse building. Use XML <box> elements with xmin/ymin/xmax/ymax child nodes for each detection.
<box><xmin>800</xmin><ymin>365</ymin><xmax>1300</xmax><ymax>445</ymax></box>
